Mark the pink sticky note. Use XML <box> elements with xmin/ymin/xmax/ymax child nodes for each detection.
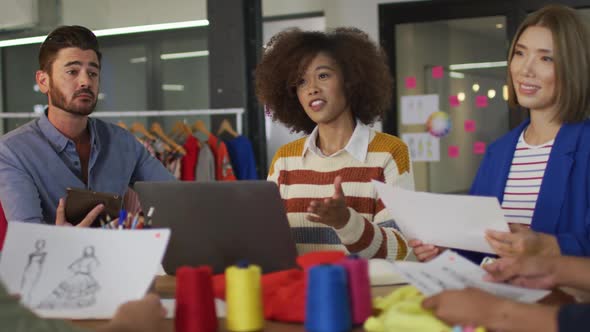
<box><xmin>473</xmin><ymin>141</ymin><xmax>486</xmax><ymax>155</ymax></box>
<box><xmin>449</xmin><ymin>95</ymin><xmax>460</xmax><ymax>107</ymax></box>
<box><xmin>476</xmin><ymin>95</ymin><xmax>488</xmax><ymax>108</ymax></box>
<box><xmin>464</xmin><ymin>119</ymin><xmax>476</xmax><ymax>132</ymax></box>
<box><xmin>448</xmin><ymin>145</ymin><xmax>459</xmax><ymax>158</ymax></box>
<box><xmin>405</xmin><ymin>76</ymin><xmax>416</xmax><ymax>89</ymax></box>
<box><xmin>432</xmin><ymin>66</ymin><xmax>444</xmax><ymax>79</ymax></box>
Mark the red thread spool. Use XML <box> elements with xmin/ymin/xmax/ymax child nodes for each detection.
<box><xmin>175</xmin><ymin>266</ymin><xmax>217</xmax><ymax>332</ymax></box>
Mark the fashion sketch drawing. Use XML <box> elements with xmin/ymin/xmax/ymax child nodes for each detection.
<box><xmin>37</xmin><ymin>245</ymin><xmax>101</xmax><ymax>309</ymax></box>
<box><xmin>20</xmin><ymin>239</ymin><xmax>48</xmax><ymax>306</ymax></box>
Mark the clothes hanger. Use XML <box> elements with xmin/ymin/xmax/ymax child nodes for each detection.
<box><xmin>217</xmin><ymin>119</ymin><xmax>239</xmax><ymax>138</ymax></box>
<box><xmin>193</xmin><ymin>120</ymin><xmax>211</xmax><ymax>137</ymax></box>
<box><xmin>151</xmin><ymin>122</ymin><xmax>187</xmax><ymax>155</ymax></box>
<box><xmin>130</xmin><ymin>122</ymin><xmax>157</xmax><ymax>141</ymax></box>
<box><xmin>131</xmin><ymin>122</ymin><xmax>170</xmax><ymax>149</ymax></box>
<box><xmin>169</xmin><ymin>121</ymin><xmax>184</xmax><ymax>137</ymax></box>
<box><xmin>119</xmin><ymin>121</ymin><xmax>145</xmax><ymax>143</ymax></box>
<box><xmin>181</xmin><ymin>121</ymin><xmax>193</xmax><ymax>138</ymax></box>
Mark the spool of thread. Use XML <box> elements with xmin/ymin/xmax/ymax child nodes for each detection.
<box><xmin>175</xmin><ymin>266</ymin><xmax>217</xmax><ymax>332</ymax></box>
<box><xmin>305</xmin><ymin>264</ymin><xmax>352</xmax><ymax>332</ymax></box>
<box><xmin>339</xmin><ymin>255</ymin><xmax>372</xmax><ymax>325</ymax></box>
<box><xmin>225</xmin><ymin>261</ymin><xmax>264</xmax><ymax>331</ymax></box>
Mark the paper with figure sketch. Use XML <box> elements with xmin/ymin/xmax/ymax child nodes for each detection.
<box><xmin>391</xmin><ymin>250</ymin><xmax>549</xmax><ymax>303</ymax></box>
<box><xmin>400</xmin><ymin>94</ymin><xmax>439</xmax><ymax>125</ymax></box>
<box><xmin>0</xmin><ymin>222</ymin><xmax>170</xmax><ymax>319</ymax></box>
<box><xmin>373</xmin><ymin>181</ymin><xmax>510</xmax><ymax>254</ymax></box>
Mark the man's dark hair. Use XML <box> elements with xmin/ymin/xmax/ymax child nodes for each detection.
<box><xmin>39</xmin><ymin>25</ymin><xmax>102</xmax><ymax>74</ymax></box>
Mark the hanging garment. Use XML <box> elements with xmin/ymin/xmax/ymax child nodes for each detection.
<box><xmin>181</xmin><ymin>135</ymin><xmax>199</xmax><ymax>181</ymax></box>
<box><xmin>196</xmin><ymin>143</ymin><xmax>216</xmax><ymax>182</ymax></box>
<box><xmin>207</xmin><ymin>134</ymin><xmax>236</xmax><ymax>181</ymax></box>
<box><xmin>225</xmin><ymin>135</ymin><xmax>258</xmax><ymax>180</ymax></box>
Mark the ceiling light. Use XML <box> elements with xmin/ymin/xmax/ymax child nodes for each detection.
<box><xmin>449</xmin><ymin>71</ymin><xmax>465</xmax><ymax>79</ymax></box>
<box><xmin>0</xmin><ymin>19</ymin><xmax>209</xmax><ymax>48</ymax></box>
<box><xmin>503</xmin><ymin>85</ymin><xmax>509</xmax><ymax>101</ymax></box>
<box><xmin>449</xmin><ymin>61</ymin><xmax>507</xmax><ymax>70</ymax></box>
<box><xmin>162</xmin><ymin>84</ymin><xmax>185</xmax><ymax>91</ymax></box>
<box><xmin>457</xmin><ymin>92</ymin><xmax>466</xmax><ymax>102</ymax></box>
<box><xmin>496</xmin><ymin>23</ymin><xmax>504</xmax><ymax>29</ymax></box>
<box><xmin>488</xmin><ymin>89</ymin><xmax>496</xmax><ymax>99</ymax></box>
<box><xmin>129</xmin><ymin>57</ymin><xmax>147</xmax><ymax>64</ymax></box>
<box><xmin>472</xmin><ymin>84</ymin><xmax>480</xmax><ymax>92</ymax></box>
<box><xmin>160</xmin><ymin>50</ymin><xmax>209</xmax><ymax>60</ymax></box>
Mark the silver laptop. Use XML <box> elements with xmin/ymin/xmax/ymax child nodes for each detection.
<box><xmin>134</xmin><ymin>181</ymin><xmax>298</xmax><ymax>274</ymax></box>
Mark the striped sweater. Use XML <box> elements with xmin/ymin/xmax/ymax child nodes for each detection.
<box><xmin>268</xmin><ymin>129</ymin><xmax>414</xmax><ymax>261</ymax></box>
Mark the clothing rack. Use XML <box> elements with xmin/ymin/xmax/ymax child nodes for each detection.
<box><xmin>0</xmin><ymin>108</ymin><xmax>245</xmax><ymax>135</ymax></box>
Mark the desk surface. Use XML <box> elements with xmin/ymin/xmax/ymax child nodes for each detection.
<box><xmin>71</xmin><ymin>275</ymin><xmax>401</xmax><ymax>332</ymax></box>
<box><xmin>71</xmin><ymin>275</ymin><xmax>576</xmax><ymax>332</ymax></box>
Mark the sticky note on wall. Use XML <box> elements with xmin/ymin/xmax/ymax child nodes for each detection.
<box><xmin>448</xmin><ymin>145</ymin><xmax>459</xmax><ymax>158</ymax></box>
<box><xmin>476</xmin><ymin>95</ymin><xmax>488</xmax><ymax>108</ymax></box>
<box><xmin>464</xmin><ymin>120</ymin><xmax>476</xmax><ymax>132</ymax></box>
<box><xmin>432</xmin><ymin>66</ymin><xmax>443</xmax><ymax>79</ymax></box>
<box><xmin>473</xmin><ymin>141</ymin><xmax>486</xmax><ymax>155</ymax></box>
<box><xmin>449</xmin><ymin>95</ymin><xmax>460</xmax><ymax>107</ymax></box>
<box><xmin>405</xmin><ymin>77</ymin><xmax>417</xmax><ymax>89</ymax></box>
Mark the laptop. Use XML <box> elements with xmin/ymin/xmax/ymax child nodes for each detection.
<box><xmin>134</xmin><ymin>181</ymin><xmax>298</xmax><ymax>275</ymax></box>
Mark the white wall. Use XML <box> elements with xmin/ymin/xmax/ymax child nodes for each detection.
<box><xmin>60</xmin><ymin>0</ymin><xmax>207</xmax><ymax>29</ymax></box>
<box><xmin>0</xmin><ymin>0</ymin><xmax>37</xmax><ymax>29</ymax></box>
<box><xmin>264</xmin><ymin>0</ymin><xmax>413</xmax><ymax>42</ymax></box>
<box><xmin>58</xmin><ymin>0</ymin><xmax>413</xmax><ymax>42</ymax></box>
<box><xmin>0</xmin><ymin>0</ymin><xmax>423</xmax><ymax>40</ymax></box>
<box><xmin>263</xmin><ymin>0</ymin><xmax>327</xmax><ymax>17</ymax></box>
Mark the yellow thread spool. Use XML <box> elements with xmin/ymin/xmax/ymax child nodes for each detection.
<box><xmin>225</xmin><ymin>263</ymin><xmax>264</xmax><ymax>331</ymax></box>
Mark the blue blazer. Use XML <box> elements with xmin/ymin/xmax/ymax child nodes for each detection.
<box><xmin>470</xmin><ymin>118</ymin><xmax>590</xmax><ymax>256</ymax></box>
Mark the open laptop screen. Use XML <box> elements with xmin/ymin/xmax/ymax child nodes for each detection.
<box><xmin>134</xmin><ymin>181</ymin><xmax>298</xmax><ymax>274</ymax></box>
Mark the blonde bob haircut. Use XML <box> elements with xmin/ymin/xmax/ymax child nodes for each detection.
<box><xmin>507</xmin><ymin>4</ymin><xmax>590</xmax><ymax>123</ymax></box>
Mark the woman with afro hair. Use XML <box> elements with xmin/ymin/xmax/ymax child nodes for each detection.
<box><xmin>256</xmin><ymin>28</ymin><xmax>414</xmax><ymax>261</ymax></box>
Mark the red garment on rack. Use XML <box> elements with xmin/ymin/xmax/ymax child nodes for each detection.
<box><xmin>0</xmin><ymin>202</ymin><xmax>7</xmax><ymax>250</ymax></box>
<box><xmin>181</xmin><ymin>135</ymin><xmax>199</xmax><ymax>181</ymax></box>
<box><xmin>207</xmin><ymin>134</ymin><xmax>236</xmax><ymax>181</ymax></box>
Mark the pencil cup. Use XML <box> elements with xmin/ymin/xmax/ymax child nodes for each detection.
<box><xmin>305</xmin><ymin>264</ymin><xmax>352</xmax><ymax>332</ymax></box>
<box><xmin>226</xmin><ymin>262</ymin><xmax>264</xmax><ymax>331</ymax></box>
<box><xmin>339</xmin><ymin>255</ymin><xmax>372</xmax><ymax>325</ymax></box>
<box><xmin>175</xmin><ymin>266</ymin><xmax>217</xmax><ymax>332</ymax></box>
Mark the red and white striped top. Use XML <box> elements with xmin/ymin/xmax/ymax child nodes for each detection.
<box><xmin>500</xmin><ymin>131</ymin><xmax>554</xmax><ymax>225</ymax></box>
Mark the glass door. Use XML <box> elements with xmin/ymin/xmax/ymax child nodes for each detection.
<box><xmin>395</xmin><ymin>16</ymin><xmax>509</xmax><ymax>193</ymax></box>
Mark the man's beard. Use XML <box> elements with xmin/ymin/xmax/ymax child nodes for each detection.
<box><xmin>49</xmin><ymin>81</ymin><xmax>97</xmax><ymax>116</ymax></box>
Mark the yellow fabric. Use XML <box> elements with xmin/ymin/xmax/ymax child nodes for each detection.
<box><xmin>364</xmin><ymin>286</ymin><xmax>452</xmax><ymax>332</ymax></box>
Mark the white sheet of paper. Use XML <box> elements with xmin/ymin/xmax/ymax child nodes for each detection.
<box><xmin>373</xmin><ymin>181</ymin><xmax>509</xmax><ymax>253</ymax></box>
<box><xmin>368</xmin><ymin>258</ymin><xmax>407</xmax><ymax>286</ymax></box>
<box><xmin>0</xmin><ymin>222</ymin><xmax>170</xmax><ymax>319</ymax></box>
<box><xmin>400</xmin><ymin>94</ymin><xmax>439</xmax><ymax>125</ymax></box>
<box><xmin>391</xmin><ymin>250</ymin><xmax>549</xmax><ymax>303</ymax></box>
<box><xmin>401</xmin><ymin>132</ymin><xmax>440</xmax><ymax>162</ymax></box>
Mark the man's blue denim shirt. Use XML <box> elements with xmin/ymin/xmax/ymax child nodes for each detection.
<box><xmin>0</xmin><ymin>112</ymin><xmax>175</xmax><ymax>224</ymax></box>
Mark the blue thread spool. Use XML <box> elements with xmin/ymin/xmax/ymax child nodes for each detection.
<box><xmin>305</xmin><ymin>264</ymin><xmax>352</xmax><ymax>332</ymax></box>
